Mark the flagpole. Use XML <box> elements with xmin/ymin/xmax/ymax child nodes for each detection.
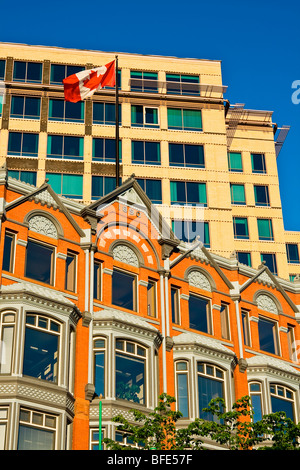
<box><xmin>115</xmin><ymin>55</ymin><xmax>119</xmax><ymax>188</ymax></box>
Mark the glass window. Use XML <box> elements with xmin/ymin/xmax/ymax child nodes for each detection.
<box><xmin>170</xmin><ymin>181</ymin><xmax>207</xmax><ymax>206</ymax></box>
<box><xmin>25</xmin><ymin>240</ymin><xmax>54</xmax><ymax>285</ymax></box>
<box><xmin>18</xmin><ymin>408</ymin><xmax>56</xmax><ymax>450</ymax></box>
<box><xmin>112</xmin><ymin>269</ymin><xmax>137</xmax><ymax>311</ymax></box>
<box><xmin>171</xmin><ymin>286</ymin><xmax>180</xmax><ymax>324</ymax></box>
<box><xmin>197</xmin><ymin>363</ymin><xmax>224</xmax><ymax>421</ymax></box>
<box><xmin>236</xmin><ymin>252</ymin><xmax>251</xmax><ymax>267</ymax></box>
<box><xmin>130</xmin><ymin>70</ymin><xmax>158</xmax><ymax>93</ymax></box>
<box><xmin>91</xmin><ymin>429</ymin><xmax>104</xmax><ymax>450</ymax></box>
<box><xmin>147</xmin><ymin>280</ymin><xmax>156</xmax><ymax>317</ymax></box>
<box><xmin>249</xmin><ymin>382</ymin><xmax>263</xmax><ymax>422</ymax></box>
<box><xmin>50</xmin><ymin>64</ymin><xmax>84</xmax><ymax>85</ymax></box>
<box><xmin>270</xmin><ymin>384</ymin><xmax>295</xmax><ymax>421</ymax></box>
<box><xmin>0</xmin><ymin>313</ymin><xmax>15</xmax><ymax>375</ymax></box>
<box><xmin>136</xmin><ymin>178</ymin><xmax>162</xmax><ymax>204</ymax></box>
<box><xmin>220</xmin><ymin>303</ymin><xmax>230</xmax><ymax>340</ymax></box>
<box><xmin>91</xmin><ymin>175</ymin><xmax>116</xmax><ymax>200</ymax></box>
<box><xmin>131</xmin><ymin>105</ymin><xmax>159</xmax><ymax>128</ymax></box>
<box><xmin>47</xmin><ymin>135</ymin><xmax>84</xmax><ymax>160</ymax></box>
<box><xmin>115</xmin><ymin>340</ymin><xmax>146</xmax><ymax>405</ymax></box>
<box><xmin>233</xmin><ymin>217</ymin><xmax>249</xmax><ymax>239</ymax></box>
<box><xmin>251</xmin><ymin>153</ymin><xmax>266</xmax><ymax>173</ymax></box>
<box><xmin>48</xmin><ymin>99</ymin><xmax>84</xmax><ymax>123</ymax></box>
<box><xmin>241</xmin><ymin>310</ymin><xmax>251</xmax><ymax>347</ymax></box>
<box><xmin>228</xmin><ymin>152</ymin><xmax>243</xmax><ymax>172</ymax></box>
<box><xmin>93</xmin><ymin>102</ymin><xmax>121</xmax><ymax>125</ymax></box>
<box><xmin>94</xmin><ymin>338</ymin><xmax>105</xmax><ymax>398</ymax></box>
<box><xmin>261</xmin><ymin>253</ymin><xmax>277</xmax><ymax>275</ymax></box>
<box><xmin>65</xmin><ymin>251</ymin><xmax>76</xmax><ymax>292</ymax></box>
<box><xmin>258</xmin><ymin>317</ymin><xmax>279</xmax><ymax>355</ymax></box>
<box><xmin>13</xmin><ymin>61</ymin><xmax>42</xmax><ymax>83</ymax></box>
<box><xmin>172</xmin><ymin>220</ymin><xmax>210</xmax><ymax>247</ymax></box>
<box><xmin>230</xmin><ymin>184</ymin><xmax>246</xmax><ymax>205</ymax></box>
<box><xmin>169</xmin><ymin>143</ymin><xmax>204</xmax><ymax>168</ymax></box>
<box><xmin>175</xmin><ymin>362</ymin><xmax>189</xmax><ymax>418</ymax></box>
<box><xmin>92</xmin><ymin>138</ymin><xmax>122</xmax><ymax>162</ymax></box>
<box><xmin>46</xmin><ymin>173</ymin><xmax>83</xmax><ymax>199</ymax></box>
<box><xmin>189</xmin><ymin>294</ymin><xmax>211</xmax><ymax>333</ymax></box>
<box><xmin>167</xmin><ymin>108</ymin><xmax>202</xmax><ymax>131</ymax></box>
<box><xmin>286</xmin><ymin>244</ymin><xmax>300</xmax><ymax>264</ymax></box>
<box><xmin>8</xmin><ymin>170</ymin><xmax>37</xmax><ymax>186</ymax></box>
<box><xmin>94</xmin><ymin>261</ymin><xmax>102</xmax><ymax>300</ymax></box>
<box><xmin>257</xmin><ymin>219</ymin><xmax>274</xmax><ymax>241</ymax></box>
<box><xmin>23</xmin><ymin>314</ymin><xmax>60</xmax><ymax>383</ymax></box>
<box><xmin>11</xmin><ymin>96</ymin><xmax>41</xmax><ymax>120</ymax></box>
<box><xmin>287</xmin><ymin>325</ymin><xmax>296</xmax><ymax>361</ymax></box>
<box><xmin>254</xmin><ymin>185</ymin><xmax>270</xmax><ymax>206</ymax></box>
<box><xmin>2</xmin><ymin>231</ymin><xmax>15</xmax><ymax>273</ymax></box>
<box><xmin>166</xmin><ymin>73</ymin><xmax>199</xmax><ymax>96</ymax></box>
<box><xmin>8</xmin><ymin>132</ymin><xmax>39</xmax><ymax>157</ymax></box>
<box><xmin>0</xmin><ymin>60</ymin><xmax>5</xmax><ymax>80</ymax></box>
<box><xmin>132</xmin><ymin>140</ymin><xmax>160</xmax><ymax>165</ymax></box>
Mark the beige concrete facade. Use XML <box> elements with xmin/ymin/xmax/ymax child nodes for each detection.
<box><xmin>0</xmin><ymin>42</ymin><xmax>299</xmax><ymax>282</ymax></box>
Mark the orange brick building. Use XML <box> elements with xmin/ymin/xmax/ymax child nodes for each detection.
<box><xmin>0</xmin><ymin>164</ymin><xmax>300</xmax><ymax>450</ymax></box>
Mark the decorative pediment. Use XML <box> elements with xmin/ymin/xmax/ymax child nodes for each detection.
<box><xmin>112</xmin><ymin>244</ymin><xmax>139</xmax><ymax>267</ymax></box>
<box><xmin>29</xmin><ymin>188</ymin><xmax>58</xmax><ymax>208</ymax></box>
<box><xmin>256</xmin><ymin>270</ymin><xmax>275</xmax><ymax>287</ymax></box>
<box><xmin>188</xmin><ymin>270</ymin><xmax>211</xmax><ymax>292</ymax></box>
<box><xmin>256</xmin><ymin>294</ymin><xmax>278</xmax><ymax>314</ymax></box>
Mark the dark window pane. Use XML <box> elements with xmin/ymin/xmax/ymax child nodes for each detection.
<box><xmin>65</xmin><ymin>101</ymin><xmax>83</xmax><ymax>122</ymax></box>
<box><xmin>13</xmin><ymin>61</ymin><xmax>26</xmax><ymax>81</ymax></box>
<box><xmin>112</xmin><ymin>270</ymin><xmax>135</xmax><ymax>310</ymax></box>
<box><xmin>50</xmin><ymin>64</ymin><xmax>65</xmax><ymax>84</ymax></box>
<box><xmin>286</xmin><ymin>244</ymin><xmax>300</xmax><ymax>263</ymax></box>
<box><xmin>169</xmin><ymin>144</ymin><xmax>184</xmax><ymax>166</ymax></box>
<box><xmin>25</xmin><ymin>240</ymin><xmax>53</xmax><ymax>284</ymax></box>
<box><xmin>23</xmin><ymin>326</ymin><xmax>58</xmax><ymax>381</ymax></box>
<box><xmin>258</xmin><ymin>318</ymin><xmax>276</xmax><ymax>354</ymax></box>
<box><xmin>115</xmin><ymin>353</ymin><xmax>145</xmax><ymax>404</ymax></box>
<box><xmin>49</xmin><ymin>99</ymin><xmax>64</xmax><ymax>120</ymax></box>
<box><xmin>24</xmin><ymin>97</ymin><xmax>40</xmax><ymax>118</ymax></box>
<box><xmin>11</xmin><ymin>96</ymin><xmax>24</xmax><ymax>117</ymax></box>
<box><xmin>189</xmin><ymin>295</ymin><xmax>209</xmax><ymax>332</ymax></box>
<box><xmin>8</xmin><ymin>132</ymin><xmax>22</xmax><ymax>153</ymax></box>
<box><xmin>261</xmin><ymin>253</ymin><xmax>277</xmax><ymax>275</ymax></box>
<box><xmin>185</xmin><ymin>145</ymin><xmax>204</xmax><ymax>167</ymax></box>
<box><xmin>26</xmin><ymin>62</ymin><xmax>42</xmax><ymax>82</ymax></box>
<box><xmin>22</xmin><ymin>133</ymin><xmax>38</xmax><ymax>156</ymax></box>
<box><xmin>237</xmin><ymin>252</ymin><xmax>251</xmax><ymax>267</ymax></box>
<box><xmin>0</xmin><ymin>60</ymin><xmax>5</xmax><ymax>80</ymax></box>
<box><xmin>145</xmin><ymin>142</ymin><xmax>160</xmax><ymax>164</ymax></box>
<box><xmin>177</xmin><ymin>373</ymin><xmax>189</xmax><ymax>417</ymax></box>
<box><xmin>3</xmin><ymin>232</ymin><xmax>14</xmax><ymax>272</ymax></box>
<box><xmin>198</xmin><ymin>375</ymin><xmax>223</xmax><ymax>421</ymax></box>
<box><xmin>93</xmin><ymin>102</ymin><xmax>104</xmax><ymax>123</ymax></box>
<box><xmin>94</xmin><ymin>351</ymin><xmax>105</xmax><ymax>397</ymax></box>
<box><xmin>251</xmin><ymin>153</ymin><xmax>266</xmax><ymax>173</ymax></box>
<box><xmin>271</xmin><ymin>396</ymin><xmax>294</xmax><ymax>421</ymax></box>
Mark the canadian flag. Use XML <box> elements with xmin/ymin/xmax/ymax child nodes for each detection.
<box><xmin>63</xmin><ymin>60</ymin><xmax>115</xmax><ymax>103</ymax></box>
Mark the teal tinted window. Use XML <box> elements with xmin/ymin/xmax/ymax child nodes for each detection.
<box><xmin>131</xmin><ymin>105</ymin><xmax>159</xmax><ymax>127</ymax></box>
<box><xmin>8</xmin><ymin>132</ymin><xmax>39</xmax><ymax>157</ymax></box>
<box><xmin>8</xmin><ymin>170</ymin><xmax>37</xmax><ymax>185</ymax></box>
<box><xmin>13</xmin><ymin>61</ymin><xmax>42</xmax><ymax>83</ymax></box>
<box><xmin>236</xmin><ymin>252</ymin><xmax>251</xmax><ymax>267</ymax></box>
<box><xmin>170</xmin><ymin>181</ymin><xmax>207</xmax><ymax>206</ymax></box>
<box><xmin>233</xmin><ymin>217</ymin><xmax>249</xmax><ymax>239</ymax></box>
<box><xmin>169</xmin><ymin>143</ymin><xmax>204</xmax><ymax>167</ymax></box>
<box><xmin>93</xmin><ymin>102</ymin><xmax>121</xmax><ymax>125</ymax></box>
<box><xmin>257</xmin><ymin>218</ymin><xmax>273</xmax><ymax>240</ymax></box>
<box><xmin>260</xmin><ymin>253</ymin><xmax>277</xmax><ymax>275</ymax></box>
<box><xmin>172</xmin><ymin>220</ymin><xmax>210</xmax><ymax>247</ymax></box>
<box><xmin>166</xmin><ymin>73</ymin><xmax>199</xmax><ymax>95</ymax></box>
<box><xmin>136</xmin><ymin>178</ymin><xmax>162</xmax><ymax>204</ymax></box>
<box><xmin>47</xmin><ymin>135</ymin><xmax>84</xmax><ymax>160</ymax></box>
<box><xmin>228</xmin><ymin>152</ymin><xmax>243</xmax><ymax>172</ymax></box>
<box><xmin>251</xmin><ymin>153</ymin><xmax>266</xmax><ymax>173</ymax></box>
<box><xmin>168</xmin><ymin>108</ymin><xmax>202</xmax><ymax>131</ymax></box>
<box><xmin>92</xmin><ymin>138</ymin><xmax>122</xmax><ymax>162</ymax></box>
<box><xmin>130</xmin><ymin>70</ymin><xmax>158</xmax><ymax>92</ymax></box>
<box><xmin>49</xmin><ymin>99</ymin><xmax>84</xmax><ymax>122</ymax></box>
<box><xmin>0</xmin><ymin>60</ymin><xmax>5</xmax><ymax>80</ymax></box>
<box><xmin>50</xmin><ymin>64</ymin><xmax>84</xmax><ymax>85</ymax></box>
<box><xmin>46</xmin><ymin>173</ymin><xmax>83</xmax><ymax>199</ymax></box>
<box><xmin>286</xmin><ymin>244</ymin><xmax>300</xmax><ymax>264</ymax></box>
<box><xmin>132</xmin><ymin>141</ymin><xmax>160</xmax><ymax>165</ymax></box>
<box><xmin>11</xmin><ymin>96</ymin><xmax>41</xmax><ymax>119</ymax></box>
<box><xmin>254</xmin><ymin>185</ymin><xmax>270</xmax><ymax>206</ymax></box>
<box><xmin>91</xmin><ymin>175</ymin><xmax>117</xmax><ymax>200</ymax></box>
<box><xmin>230</xmin><ymin>184</ymin><xmax>246</xmax><ymax>205</ymax></box>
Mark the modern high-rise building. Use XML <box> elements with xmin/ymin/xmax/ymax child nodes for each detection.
<box><xmin>0</xmin><ymin>42</ymin><xmax>299</xmax><ymax>281</ymax></box>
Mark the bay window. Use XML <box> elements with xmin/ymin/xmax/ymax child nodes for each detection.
<box><xmin>17</xmin><ymin>408</ymin><xmax>56</xmax><ymax>450</ymax></box>
<box><xmin>175</xmin><ymin>361</ymin><xmax>189</xmax><ymax>418</ymax></box>
<box><xmin>94</xmin><ymin>338</ymin><xmax>105</xmax><ymax>398</ymax></box>
<box><xmin>270</xmin><ymin>384</ymin><xmax>295</xmax><ymax>421</ymax></box>
<box><xmin>115</xmin><ymin>340</ymin><xmax>146</xmax><ymax>405</ymax></box>
<box><xmin>197</xmin><ymin>363</ymin><xmax>224</xmax><ymax>421</ymax></box>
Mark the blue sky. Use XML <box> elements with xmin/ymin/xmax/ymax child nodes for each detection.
<box><xmin>1</xmin><ymin>0</ymin><xmax>299</xmax><ymax>230</ymax></box>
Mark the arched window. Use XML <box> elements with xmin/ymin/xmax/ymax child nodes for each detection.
<box><xmin>115</xmin><ymin>340</ymin><xmax>146</xmax><ymax>405</ymax></box>
<box><xmin>23</xmin><ymin>314</ymin><xmax>60</xmax><ymax>383</ymax></box>
<box><xmin>249</xmin><ymin>381</ymin><xmax>263</xmax><ymax>422</ymax></box>
<box><xmin>175</xmin><ymin>361</ymin><xmax>189</xmax><ymax>418</ymax></box>
<box><xmin>93</xmin><ymin>338</ymin><xmax>106</xmax><ymax>398</ymax></box>
<box><xmin>270</xmin><ymin>384</ymin><xmax>295</xmax><ymax>422</ymax></box>
<box><xmin>197</xmin><ymin>363</ymin><xmax>225</xmax><ymax>421</ymax></box>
